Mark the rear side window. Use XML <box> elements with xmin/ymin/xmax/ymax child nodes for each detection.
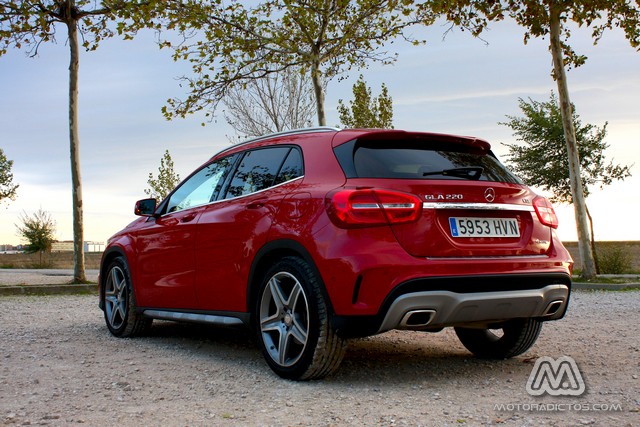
<box><xmin>334</xmin><ymin>139</ymin><xmax>522</xmax><ymax>184</ymax></box>
<box><xmin>274</xmin><ymin>148</ymin><xmax>303</xmax><ymax>185</ymax></box>
<box><xmin>225</xmin><ymin>146</ymin><xmax>301</xmax><ymax>198</ymax></box>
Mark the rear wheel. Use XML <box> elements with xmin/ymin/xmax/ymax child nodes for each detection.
<box><xmin>255</xmin><ymin>256</ymin><xmax>345</xmax><ymax>380</ymax></box>
<box><xmin>103</xmin><ymin>256</ymin><xmax>152</xmax><ymax>337</ymax></box>
<box><xmin>455</xmin><ymin>318</ymin><xmax>542</xmax><ymax>359</ymax></box>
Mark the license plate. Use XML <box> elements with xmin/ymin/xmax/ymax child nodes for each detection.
<box><xmin>449</xmin><ymin>217</ymin><xmax>520</xmax><ymax>238</ymax></box>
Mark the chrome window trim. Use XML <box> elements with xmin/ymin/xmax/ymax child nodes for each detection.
<box><xmin>423</xmin><ymin>202</ymin><xmax>534</xmax><ymax>212</ymax></box>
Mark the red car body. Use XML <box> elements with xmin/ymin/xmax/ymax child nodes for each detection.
<box><xmin>100</xmin><ymin>128</ymin><xmax>573</xmax><ymax>379</ymax></box>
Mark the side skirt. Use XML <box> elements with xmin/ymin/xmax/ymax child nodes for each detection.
<box><xmin>140</xmin><ymin>308</ymin><xmax>250</xmax><ymax>327</ymax></box>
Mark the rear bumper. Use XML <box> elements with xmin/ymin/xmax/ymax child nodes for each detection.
<box><xmin>332</xmin><ymin>273</ymin><xmax>571</xmax><ymax>338</ymax></box>
<box><xmin>378</xmin><ymin>283</ymin><xmax>569</xmax><ymax>333</ymax></box>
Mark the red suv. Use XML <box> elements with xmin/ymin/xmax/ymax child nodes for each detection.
<box><xmin>99</xmin><ymin>127</ymin><xmax>573</xmax><ymax>380</ymax></box>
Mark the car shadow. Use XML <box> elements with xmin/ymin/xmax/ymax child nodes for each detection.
<box><xmin>333</xmin><ymin>330</ymin><xmax>534</xmax><ymax>385</ymax></box>
<box><xmin>123</xmin><ymin>322</ymin><xmax>534</xmax><ymax>384</ymax></box>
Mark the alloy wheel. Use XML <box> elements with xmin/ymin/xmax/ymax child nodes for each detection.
<box><xmin>259</xmin><ymin>271</ymin><xmax>310</xmax><ymax>367</ymax></box>
<box><xmin>104</xmin><ymin>265</ymin><xmax>128</xmax><ymax>330</ymax></box>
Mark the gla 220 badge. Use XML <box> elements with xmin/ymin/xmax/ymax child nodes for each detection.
<box><xmin>424</xmin><ymin>194</ymin><xmax>464</xmax><ymax>201</ymax></box>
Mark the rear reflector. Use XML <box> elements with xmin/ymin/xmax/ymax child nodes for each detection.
<box><xmin>327</xmin><ymin>189</ymin><xmax>422</xmax><ymax>228</ymax></box>
<box><xmin>533</xmin><ymin>197</ymin><xmax>559</xmax><ymax>229</ymax></box>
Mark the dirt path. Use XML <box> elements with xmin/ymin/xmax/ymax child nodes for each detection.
<box><xmin>1</xmin><ymin>291</ymin><xmax>638</xmax><ymax>426</ymax></box>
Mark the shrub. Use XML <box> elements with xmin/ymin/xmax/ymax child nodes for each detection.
<box><xmin>598</xmin><ymin>246</ymin><xmax>632</xmax><ymax>274</ymax></box>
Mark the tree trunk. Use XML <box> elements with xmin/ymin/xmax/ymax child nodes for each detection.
<box><xmin>66</xmin><ymin>2</ymin><xmax>86</xmax><ymax>282</ymax></box>
<box><xmin>549</xmin><ymin>4</ymin><xmax>597</xmax><ymax>279</ymax></box>
<box><xmin>310</xmin><ymin>59</ymin><xmax>326</xmax><ymax>126</ymax></box>
<box><xmin>585</xmin><ymin>204</ymin><xmax>600</xmax><ymax>274</ymax></box>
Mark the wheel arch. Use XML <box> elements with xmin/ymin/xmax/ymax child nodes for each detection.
<box><xmin>246</xmin><ymin>239</ymin><xmax>334</xmax><ymax>320</ymax></box>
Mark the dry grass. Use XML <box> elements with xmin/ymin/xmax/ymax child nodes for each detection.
<box><xmin>563</xmin><ymin>241</ymin><xmax>640</xmax><ymax>273</ymax></box>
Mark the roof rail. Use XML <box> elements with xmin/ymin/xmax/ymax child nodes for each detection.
<box><xmin>216</xmin><ymin>127</ymin><xmax>341</xmax><ymax>156</ymax></box>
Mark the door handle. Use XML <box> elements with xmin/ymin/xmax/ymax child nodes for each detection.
<box><xmin>247</xmin><ymin>200</ymin><xmax>266</xmax><ymax>209</ymax></box>
<box><xmin>181</xmin><ymin>212</ymin><xmax>198</xmax><ymax>223</ymax></box>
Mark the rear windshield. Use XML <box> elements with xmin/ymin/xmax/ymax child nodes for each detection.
<box><xmin>334</xmin><ymin>139</ymin><xmax>522</xmax><ymax>184</ymax></box>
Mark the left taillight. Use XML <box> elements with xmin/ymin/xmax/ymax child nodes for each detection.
<box><xmin>533</xmin><ymin>196</ymin><xmax>559</xmax><ymax>229</ymax></box>
<box><xmin>326</xmin><ymin>188</ymin><xmax>422</xmax><ymax>228</ymax></box>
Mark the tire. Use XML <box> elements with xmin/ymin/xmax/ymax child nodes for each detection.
<box><xmin>454</xmin><ymin>318</ymin><xmax>542</xmax><ymax>359</ymax></box>
<box><xmin>103</xmin><ymin>256</ymin><xmax>152</xmax><ymax>337</ymax></box>
<box><xmin>255</xmin><ymin>256</ymin><xmax>346</xmax><ymax>380</ymax></box>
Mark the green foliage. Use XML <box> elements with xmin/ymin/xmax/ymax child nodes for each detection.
<box><xmin>502</xmin><ymin>92</ymin><xmax>632</xmax><ymax>204</ymax></box>
<box><xmin>16</xmin><ymin>208</ymin><xmax>56</xmax><ymax>256</ymax></box>
<box><xmin>598</xmin><ymin>246</ymin><xmax>632</xmax><ymax>274</ymax></box>
<box><xmin>0</xmin><ymin>1</ymin><xmax>167</xmax><ymax>57</ymax></box>
<box><xmin>438</xmin><ymin>1</ymin><xmax>640</xmax><ymax>69</ymax></box>
<box><xmin>0</xmin><ymin>147</ymin><xmax>18</xmax><ymax>205</ymax></box>
<box><xmin>160</xmin><ymin>1</ymin><xmax>433</xmax><ymax>125</ymax></box>
<box><xmin>338</xmin><ymin>75</ymin><xmax>394</xmax><ymax>129</ymax></box>
<box><xmin>145</xmin><ymin>149</ymin><xmax>180</xmax><ymax>201</ymax></box>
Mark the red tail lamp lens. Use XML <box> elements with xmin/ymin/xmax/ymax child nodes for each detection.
<box><xmin>533</xmin><ymin>197</ymin><xmax>559</xmax><ymax>229</ymax></box>
<box><xmin>328</xmin><ymin>189</ymin><xmax>422</xmax><ymax>228</ymax></box>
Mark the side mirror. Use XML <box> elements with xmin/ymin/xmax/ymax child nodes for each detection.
<box><xmin>134</xmin><ymin>198</ymin><xmax>157</xmax><ymax>217</ymax></box>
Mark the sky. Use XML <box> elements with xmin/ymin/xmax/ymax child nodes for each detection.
<box><xmin>1</xmin><ymin>16</ymin><xmax>639</xmax><ymax>246</ymax></box>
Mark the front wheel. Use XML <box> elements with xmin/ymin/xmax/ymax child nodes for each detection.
<box><xmin>455</xmin><ymin>318</ymin><xmax>542</xmax><ymax>359</ymax></box>
<box><xmin>103</xmin><ymin>256</ymin><xmax>152</xmax><ymax>337</ymax></box>
<box><xmin>255</xmin><ymin>257</ymin><xmax>346</xmax><ymax>380</ymax></box>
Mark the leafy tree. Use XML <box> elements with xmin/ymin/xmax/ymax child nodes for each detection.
<box><xmin>145</xmin><ymin>149</ymin><xmax>181</xmax><ymax>201</ymax></box>
<box><xmin>438</xmin><ymin>0</ymin><xmax>640</xmax><ymax>279</ymax></box>
<box><xmin>224</xmin><ymin>68</ymin><xmax>316</xmax><ymax>140</ymax></box>
<box><xmin>338</xmin><ymin>75</ymin><xmax>393</xmax><ymax>129</ymax></box>
<box><xmin>16</xmin><ymin>208</ymin><xmax>56</xmax><ymax>266</ymax></box>
<box><xmin>503</xmin><ymin>93</ymin><xmax>632</xmax><ymax>204</ymax></box>
<box><xmin>502</xmin><ymin>92</ymin><xmax>632</xmax><ymax>271</ymax></box>
<box><xmin>0</xmin><ymin>148</ymin><xmax>18</xmax><ymax>205</ymax></box>
<box><xmin>162</xmin><ymin>0</ymin><xmax>432</xmax><ymax>126</ymax></box>
<box><xmin>0</xmin><ymin>1</ymin><xmax>167</xmax><ymax>282</ymax></box>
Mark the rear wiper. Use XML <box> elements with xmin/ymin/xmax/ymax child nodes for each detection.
<box><xmin>422</xmin><ymin>167</ymin><xmax>484</xmax><ymax>180</ymax></box>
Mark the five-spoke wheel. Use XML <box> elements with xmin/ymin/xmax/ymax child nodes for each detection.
<box><xmin>104</xmin><ymin>264</ymin><xmax>128</xmax><ymax>331</ymax></box>
<box><xmin>259</xmin><ymin>271</ymin><xmax>310</xmax><ymax>367</ymax></box>
<box><xmin>256</xmin><ymin>257</ymin><xmax>345</xmax><ymax>380</ymax></box>
<box><xmin>102</xmin><ymin>256</ymin><xmax>151</xmax><ymax>337</ymax></box>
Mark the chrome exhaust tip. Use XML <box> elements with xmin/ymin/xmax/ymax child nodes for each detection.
<box><xmin>399</xmin><ymin>309</ymin><xmax>436</xmax><ymax>329</ymax></box>
<box><xmin>543</xmin><ymin>300</ymin><xmax>564</xmax><ymax>316</ymax></box>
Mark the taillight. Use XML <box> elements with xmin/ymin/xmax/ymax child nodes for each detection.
<box><xmin>327</xmin><ymin>189</ymin><xmax>422</xmax><ymax>228</ymax></box>
<box><xmin>533</xmin><ymin>197</ymin><xmax>559</xmax><ymax>229</ymax></box>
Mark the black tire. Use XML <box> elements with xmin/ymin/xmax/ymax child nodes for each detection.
<box><xmin>454</xmin><ymin>318</ymin><xmax>542</xmax><ymax>359</ymax></box>
<box><xmin>103</xmin><ymin>256</ymin><xmax>152</xmax><ymax>337</ymax></box>
<box><xmin>255</xmin><ymin>256</ymin><xmax>346</xmax><ymax>380</ymax></box>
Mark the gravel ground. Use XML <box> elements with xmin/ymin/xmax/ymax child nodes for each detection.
<box><xmin>1</xmin><ymin>290</ymin><xmax>638</xmax><ymax>427</ymax></box>
<box><xmin>0</xmin><ymin>270</ymin><xmax>99</xmax><ymax>286</ymax></box>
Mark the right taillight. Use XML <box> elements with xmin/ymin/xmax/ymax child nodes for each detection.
<box><xmin>326</xmin><ymin>188</ymin><xmax>422</xmax><ymax>228</ymax></box>
<box><xmin>533</xmin><ymin>197</ymin><xmax>559</xmax><ymax>229</ymax></box>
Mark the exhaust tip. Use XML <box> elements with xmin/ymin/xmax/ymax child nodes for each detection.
<box><xmin>543</xmin><ymin>300</ymin><xmax>564</xmax><ymax>316</ymax></box>
<box><xmin>400</xmin><ymin>309</ymin><xmax>436</xmax><ymax>329</ymax></box>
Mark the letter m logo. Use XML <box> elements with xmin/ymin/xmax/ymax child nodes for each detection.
<box><xmin>526</xmin><ymin>356</ymin><xmax>586</xmax><ymax>396</ymax></box>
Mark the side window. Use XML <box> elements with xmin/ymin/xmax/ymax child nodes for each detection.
<box><xmin>165</xmin><ymin>156</ymin><xmax>235</xmax><ymax>213</ymax></box>
<box><xmin>274</xmin><ymin>148</ymin><xmax>303</xmax><ymax>185</ymax></box>
<box><xmin>226</xmin><ymin>147</ymin><xmax>290</xmax><ymax>198</ymax></box>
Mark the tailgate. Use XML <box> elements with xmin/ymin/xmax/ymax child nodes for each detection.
<box><xmin>387</xmin><ymin>181</ymin><xmax>552</xmax><ymax>257</ymax></box>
